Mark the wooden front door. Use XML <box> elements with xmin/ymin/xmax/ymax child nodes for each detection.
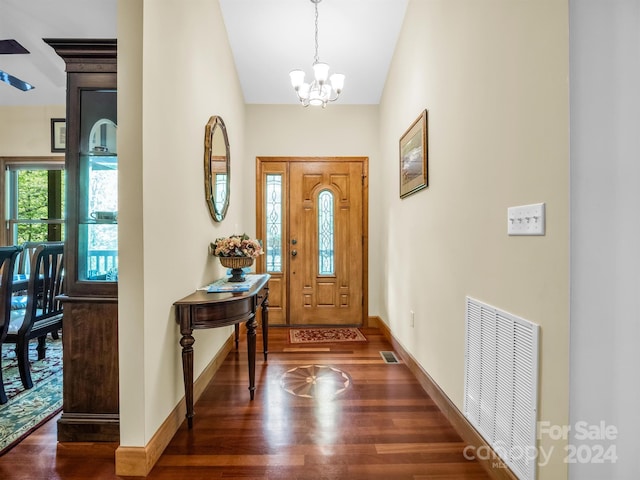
<box><xmin>256</xmin><ymin>157</ymin><xmax>368</xmax><ymax>326</ymax></box>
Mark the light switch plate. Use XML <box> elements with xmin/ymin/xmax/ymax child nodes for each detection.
<box><xmin>508</xmin><ymin>203</ymin><xmax>545</xmax><ymax>236</ymax></box>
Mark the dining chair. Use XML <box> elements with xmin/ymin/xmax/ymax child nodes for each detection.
<box><xmin>11</xmin><ymin>242</ymin><xmax>60</xmax><ymax>342</ymax></box>
<box><xmin>15</xmin><ymin>241</ymin><xmax>45</xmax><ymax>277</ymax></box>
<box><xmin>0</xmin><ymin>245</ymin><xmax>24</xmax><ymax>404</ymax></box>
<box><xmin>3</xmin><ymin>243</ymin><xmax>64</xmax><ymax>390</ymax></box>
<box><xmin>12</xmin><ymin>241</ymin><xmax>51</xmax><ymax>310</ymax></box>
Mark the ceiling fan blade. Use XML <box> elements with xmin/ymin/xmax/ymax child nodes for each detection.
<box><xmin>0</xmin><ymin>39</ymin><xmax>30</xmax><ymax>55</ymax></box>
<box><xmin>0</xmin><ymin>70</ymin><xmax>35</xmax><ymax>91</ymax></box>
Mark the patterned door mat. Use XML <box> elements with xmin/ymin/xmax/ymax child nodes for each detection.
<box><xmin>288</xmin><ymin>328</ymin><xmax>367</xmax><ymax>344</ymax></box>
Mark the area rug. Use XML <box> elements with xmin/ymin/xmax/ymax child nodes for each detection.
<box><xmin>0</xmin><ymin>335</ymin><xmax>62</xmax><ymax>456</ymax></box>
<box><xmin>289</xmin><ymin>327</ymin><xmax>367</xmax><ymax>344</ymax></box>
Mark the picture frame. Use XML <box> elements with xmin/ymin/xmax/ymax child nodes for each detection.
<box><xmin>50</xmin><ymin>118</ymin><xmax>66</xmax><ymax>152</ymax></box>
<box><xmin>399</xmin><ymin>109</ymin><xmax>428</xmax><ymax>198</ymax></box>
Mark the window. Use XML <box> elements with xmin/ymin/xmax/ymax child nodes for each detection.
<box><xmin>5</xmin><ymin>162</ymin><xmax>65</xmax><ymax>245</ymax></box>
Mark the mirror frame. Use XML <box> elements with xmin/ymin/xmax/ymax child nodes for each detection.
<box><xmin>203</xmin><ymin>115</ymin><xmax>230</xmax><ymax>222</ymax></box>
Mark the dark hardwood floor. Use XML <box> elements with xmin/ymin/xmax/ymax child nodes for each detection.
<box><xmin>0</xmin><ymin>327</ymin><xmax>489</xmax><ymax>479</ymax></box>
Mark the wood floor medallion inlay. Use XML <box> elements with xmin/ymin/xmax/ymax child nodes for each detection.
<box><xmin>280</xmin><ymin>364</ymin><xmax>351</xmax><ymax>399</ymax></box>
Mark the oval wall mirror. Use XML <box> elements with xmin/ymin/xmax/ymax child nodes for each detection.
<box><xmin>204</xmin><ymin>116</ymin><xmax>230</xmax><ymax>222</ymax></box>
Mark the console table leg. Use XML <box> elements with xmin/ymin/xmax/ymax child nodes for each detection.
<box><xmin>262</xmin><ymin>294</ymin><xmax>269</xmax><ymax>361</ymax></box>
<box><xmin>234</xmin><ymin>323</ymin><xmax>239</xmax><ymax>350</ymax></box>
<box><xmin>179</xmin><ymin>333</ymin><xmax>195</xmax><ymax>428</ymax></box>
<box><xmin>246</xmin><ymin>316</ymin><xmax>257</xmax><ymax>400</ymax></box>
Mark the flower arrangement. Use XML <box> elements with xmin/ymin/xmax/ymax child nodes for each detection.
<box><xmin>210</xmin><ymin>233</ymin><xmax>264</xmax><ymax>258</ymax></box>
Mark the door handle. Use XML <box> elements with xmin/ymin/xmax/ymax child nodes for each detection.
<box><xmin>291</xmin><ymin>250</ymin><xmax>297</xmax><ymax>257</ymax></box>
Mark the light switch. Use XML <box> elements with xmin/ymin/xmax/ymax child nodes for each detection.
<box><xmin>508</xmin><ymin>203</ymin><xmax>545</xmax><ymax>236</ymax></box>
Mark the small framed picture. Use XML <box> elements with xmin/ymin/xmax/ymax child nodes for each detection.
<box><xmin>399</xmin><ymin>110</ymin><xmax>428</xmax><ymax>198</ymax></box>
<box><xmin>50</xmin><ymin>118</ymin><xmax>66</xmax><ymax>152</ymax></box>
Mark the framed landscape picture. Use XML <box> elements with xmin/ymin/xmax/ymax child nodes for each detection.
<box><xmin>399</xmin><ymin>109</ymin><xmax>428</xmax><ymax>198</ymax></box>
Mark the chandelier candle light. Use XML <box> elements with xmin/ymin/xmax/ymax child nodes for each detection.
<box><xmin>289</xmin><ymin>0</ymin><xmax>345</xmax><ymax>107</ymax></box>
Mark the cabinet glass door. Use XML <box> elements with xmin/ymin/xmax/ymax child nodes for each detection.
<box><xmin>78</xmin><ymin>90</ymin><xmax>118</xmax><ymax>282</ymax></box>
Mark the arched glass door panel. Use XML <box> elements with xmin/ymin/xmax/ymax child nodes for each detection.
<box><xmin>318</xmin><ymin>190</ymin><xmax>334</xmax><ymax>275</ymax></box>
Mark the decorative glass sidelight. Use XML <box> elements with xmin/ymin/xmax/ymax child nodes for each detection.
<box><xmin>265</xmin><ymin>174</ymin><xmax>282</xmax><ymax>272</ymax></box>
<box><xmin>318</xmin><ymin>190</ymin><xmax>334</xmax><ymax>275</ymax></box>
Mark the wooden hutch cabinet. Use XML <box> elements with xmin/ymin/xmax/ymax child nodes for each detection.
<box><xmin>45</xmin><ymin>39</ymin><xmax>119</xmax><ymax>442</ymax></box>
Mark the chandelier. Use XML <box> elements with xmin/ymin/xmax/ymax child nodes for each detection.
<box><xmin>289</xmin><ymin>0</ymin><xmax>345</xmax><ymax>107</ymax></box>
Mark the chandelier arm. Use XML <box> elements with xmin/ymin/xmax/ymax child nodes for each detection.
<box><xmin>292</xmin><ymin>85</ymin><xmax>311</xmax><ymax>107</ymax></box>
<box><xmin>325</xmin><ymin>90</ymin><xmax>339</xmax><ymax>103</ymax></box>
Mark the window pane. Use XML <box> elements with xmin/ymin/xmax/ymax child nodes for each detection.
<box><xmin>265</xmin><ymin>174</ymin><xmax>282</xmax><ymax>273</ymax></box>
<box><xmin>318</xmin><ymin>190</ymin><xmax>334</xmax><ymax>275</ymax></box>
<box><xmin>17</xmin><ymin>170</ymin><xmax>48</xmax><ymax>220</ymax></box>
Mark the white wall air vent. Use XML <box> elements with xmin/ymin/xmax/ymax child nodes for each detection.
<box><xmin>464</xmin><ymin>297</ymin><xmax>540</xmax><ymax>480</ymax></box>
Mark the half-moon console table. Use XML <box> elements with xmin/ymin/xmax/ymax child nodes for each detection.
<box><xmin>174</xmin><ymin>274</ymin><xmax>270</xmax><ymax>428</ymax></box>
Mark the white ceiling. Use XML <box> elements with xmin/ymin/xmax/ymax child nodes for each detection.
<box><xmin>0</xmin><ymin>0</ymin><xmax>117</xmax><ymax>106</ymax></box>
<box><xmin>219</xmin><ymin>0</ymin><xmax>407</xmax><ymax>104</ymax></box>
<box><xmin>0</xmin><ymin>0</ymin><xmax>407</xmax><ymax>107</ymax></box>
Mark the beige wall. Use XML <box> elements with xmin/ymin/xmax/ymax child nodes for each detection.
<box><xmin>378</xmin><ymin>1</ymin><xmax>569</xmax><ymax>478</ymax></box>
<box><xmin>117</xmin><ymin>0</ymin><xmax>246</xmax><ymax>446</ymax></box>
<box><xmin>0</xmin><ymin>105</ymin><xmax>65</xmax><ymax>156</ymax></box>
